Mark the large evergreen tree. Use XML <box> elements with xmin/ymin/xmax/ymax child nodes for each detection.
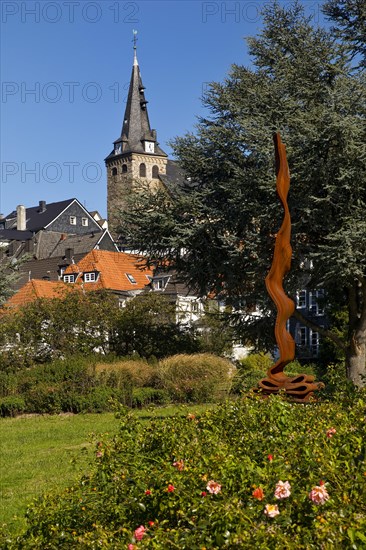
<box><xmin>119</xmin><ymin>2</ymin><xmax>366</xmax><ymax>386</ymax></box>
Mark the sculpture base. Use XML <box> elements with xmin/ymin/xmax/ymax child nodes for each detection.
<box><xmin>257</xmin><ymin>373</ymin><xmax>324</xmax><ymax>403</ymax></box>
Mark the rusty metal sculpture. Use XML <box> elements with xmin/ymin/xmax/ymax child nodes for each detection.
<box><xmin>258</xmin><ymin>133</ymin><xmax>324</xmax><ymax>402</ymax></box>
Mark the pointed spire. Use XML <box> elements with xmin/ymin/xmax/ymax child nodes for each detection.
<box><xmin>108</xmin><ymin>34</ymin><xmax>167</xmax><ymax>158</ymax></box>
<box><xmin>133</xmin><ymin>29</ymin><xmax>138</xmax><ymax>66</ymax></box>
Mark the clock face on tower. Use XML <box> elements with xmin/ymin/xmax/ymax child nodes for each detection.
<box><xmin>145</xmin><ymin>141</ymin><xmax>155</xmax><ymax>153</ymax></box>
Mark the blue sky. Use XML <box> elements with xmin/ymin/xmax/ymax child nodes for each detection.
<box><xmin>1</xmin><ymin>0</ymin><xmax>326</xmax><ymax>218</ymax></box>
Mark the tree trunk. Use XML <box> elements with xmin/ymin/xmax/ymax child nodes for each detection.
<box><xmin>346</xmin><ymin>335</ymin><xmax>366</xmax><ymax>388</ymax></box>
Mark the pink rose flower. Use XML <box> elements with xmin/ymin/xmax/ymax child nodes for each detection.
<box><xmin>264</xmin><ymin>504</ymin><xmax>280</xmax><ymax>518</ymax></box>
<box><xmin>309</xmin><ymin>483</ymin><xmax>330</xmax><ymax>505</ymax></box>
<box><xmin>167</xmin><ymin>484</ymin><xmax>175</xmax><ymax>493</ymax></box>
<box><xmin>206</xmin><ymin>480</ymin><xmax>221</xmax><ymax>494</ymax></box>
<box><xmin>274</xmin><ymin>480</ymin><xmax>291</xmax><ymax>500</ymax></box>
<box><xmin>134</xmin><ymin>525</ymin><xmax>146</xmax><ymax>541</ymax></box>
<box><xmin>326</xmin><ymin>427</ymin><xmax>336</xmax><ymax>438</ymax></box>
<box><xmin>128</xmin><ymin>545</ymin><xmax>136</xmax><ymax>550</ymax></box>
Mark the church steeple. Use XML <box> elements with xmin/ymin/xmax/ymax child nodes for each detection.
<box><xmin>109</xmin><ymin>33</ymin><xmax>167</xmax><ymax>158</ymax></box>
<box><xmin>105</xmin><ymin>33</ymin><xmax>168</xmax><ymax>235</ymax></box>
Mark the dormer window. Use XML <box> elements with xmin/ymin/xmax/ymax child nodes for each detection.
<box><xmin>126</xmin><ymin>273</ymin><xmax>137</xmax><ymax>284</ymax></box>
<box><xmin>63</xmin><ymin>274</ymin><xmax>75</xmax><ymax>283</ymax></box>
<box><xmin>153</xmin><ymin>277</ymin><xmax>168</xmax><ymax>290</ymax></box>
<box><xmin>84</xmin><ymin>272</ymin><xmax>96</xmax><ymax>282</ymax></box>
<box><xmin>115</xmin><ymin>143</ymin><xmax>122</xmax><ymax>154</ymax></box>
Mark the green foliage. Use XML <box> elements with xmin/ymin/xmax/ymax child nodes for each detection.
<box><xmin>114</xmin><ymin>293</ymin><xmax>199</xmax><ymax>359</ymax></box>
<box><xmin>7</xmin><ymin>395</ymin><xmax>366</xmax><ymax>548</ymax></box>
<box><xmin>0</xmin><ymin>395</ymin><xmax>25</xmax><ymax>417</ymax></box>
<box><xmin>157</xmin><ymin>353</ymin><xmax>236</xmax><ymax>403</ymax></box>
<box><xmin>0</xmin><ymin>290</ymin><xmax>121</xmax><ymax>367</ymax></box>
<box><xmin>195</xmin><ymin>303</ymin><xmax>235</xmax><ymax>356</ymax></box>
<box><xmin>132</xmin><ymin>387</ymin><xmax>171</xmax><ymax>408</ymax></box>
<box><xmin>323</xmin><ymin>0</ymin><xmax>366</xmax><ymax>68</ymax></box>
<box><xmin>0</xmin><ymin>353</ymin><xmax>236</xmax><ymax>416</ymax></box>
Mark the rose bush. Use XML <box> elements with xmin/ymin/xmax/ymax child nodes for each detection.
<box><xmin>3</xmin><ymin>394</ymin><xmax>366</xmax><ymax>548</ymax></box>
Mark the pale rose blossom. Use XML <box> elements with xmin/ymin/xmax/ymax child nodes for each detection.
<box><xmin>207</xmin><ymin>480</ymin><xmax>222</xmax><ymax>494</ymax></box>
<box><xmin>309</xmin><ymin>483</ymin><xmax>330</xmax><ymax>505</ymax></box>
<box><xmin>128</xmin><ymin>545</ymin><xmax>136</xmax><ymax>550</ymax></box>
<box><xmin>134</xmin><ymin>525</ymin><xmax>146</xmax><ymax>541</ymax></box>
<box><xmin>326</xmin><ymin>427</ymin><xmax>336</xmax><ymax>438</ymax></box>
<box><xmin>274</xmin><ymin>480</ymin><xmax>291</xmax><ymax>500</ymax></box>
<box><xmin>264</xmin><ymin>504</ymin><xmax>280</xmax><ymax>518</ymax></box>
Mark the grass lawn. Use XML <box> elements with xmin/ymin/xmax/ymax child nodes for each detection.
<box><xmin>0</xmin><ymin>404</ymin><xmax>213</xmax><ymax>536</ymax></box>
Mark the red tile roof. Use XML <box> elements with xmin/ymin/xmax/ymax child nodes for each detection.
<box><xmin>63</xmin><ymin>250</ymin><xmax>153</xmax><ymax>292</ymax></box>
<box><xmin>5</xmin><ymin>279</ymin><xmax>73</xmax><ymax>309</ymax></box>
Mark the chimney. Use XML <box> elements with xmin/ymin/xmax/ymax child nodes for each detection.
<box><xmin>16</xmin><ymin>205</ymin><xmax>26</xmax><ymax>231</ymax></box>
<box><xmin>39</xmin><ymin>200</ymin><xmax>46</xmax><ymax>213</ymax></box>
<box><xmin>65</xmin><ymin>247</ymin><xmax>74</xmax><ymax>261</ymax></box>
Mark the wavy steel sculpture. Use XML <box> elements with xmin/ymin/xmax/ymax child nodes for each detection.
<box><xmin>258</xmin><ymin>133</ymin><xmax>324</xmax><ymax>402</ymax></box>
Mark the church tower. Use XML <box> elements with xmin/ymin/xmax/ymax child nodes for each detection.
<box><xmin>105</xmin><ymin>35</ymin><xmax>168</xmax><ymax>234</ymax></box>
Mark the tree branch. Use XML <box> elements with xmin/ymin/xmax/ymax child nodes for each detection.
<box><xmin>292</xmin><ymin>309</ymin><xmax>347</xmax><ymax>351</ymax></box>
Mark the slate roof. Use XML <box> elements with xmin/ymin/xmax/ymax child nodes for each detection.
<box><xmin>63</xmin><ymin>250</ymin><xmax>153</xmax><ymax>293</ymax></box>
<box><xmin>159</xmin><ymin>160</ymin><xmax>188</xmax><ymax>194</ymax></box>
<box><xmin>105</xmin><ymin>50</ymin><xmax>167</xmax><ymax>160</ymax></box>
<box><xmin>5</xmin><ymin>280</ymin><xmax>72</xmax><ymax>309</ymax></box>
<box><xmin>0</xmin><ymin>229</ymin><xmax>34</xmax><ymax>241</ymax></box>
<box><xmin>146</xmin><ymin>269</ymin><xmax>198</xmax><ymax>298</ymax></box>
<box><xmin>13</xmin><ymin>254</ymin><xmax>86</xmax><ymax>290</ymax></box>
<box><xmin>34</xmin><ymin>230</ymin><xmax>115</xmax><ymax>259</ymax></box>
<box><xmin>4</xmin><ymin>199</ymin><xmax>75</xmax><ymax>232</ymax></box>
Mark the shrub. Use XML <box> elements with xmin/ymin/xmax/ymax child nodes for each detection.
<box><xmin>8</xmin><ymin>394</ymin><xmax>366</xmax><ymax>548</ymax></box>
<box><xmin>157</xmin><ymin>353</ymin><xmax>236</xmax><ymax>402</ymax></box>
<box><xmin>0</xmin><ymin>396</ymin><xmax>26</xmax><ymax>417</ymax></box>
<box><xmin>95</xmin><ymin>359</ymin><xmax>156</xmax><ymax>389</ymax></box>
<box><xmin>132</xmin><ymin>387</ymin><xmax>170</xmax><ymax>408</ymax></box>
<box><xmin>238</xmin><ymin>352</ymin><xmax>273</xmax><ymax>372</ymax></box>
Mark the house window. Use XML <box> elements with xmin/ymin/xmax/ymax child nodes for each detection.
<box><xmin>122</xmin><ymin>164</ymin><xmax>128</xmax><ymax>173</ymax></box>
<box><xmin>69</xmin><ymin>216</ymin><xmax>76</xmax><ymax>225</ymax></box>
<box><xmin>112</xmin><ymin>167</ymin><xmax>118</xmax><ymax>176</ymax></box>
<box><xmin>81</xmin><ymin>217</ymin><xmax>88</xmax><ymax>227</ymax></box>
<box><xmin>63</xmin><ymin>274</ymin><xmax>75</xmax><ymax>283</ymax></box>
<box><xmin>296</xmin><ymin>290</ymin><xmax>307</xmax><ymax>308</ymax></box>
<box><xmin>191</xmin><ymin>302</ymin><xmax>199</xmax><ymax>314</ymax></box>
<box><xmin>310</xmin><ymin>330</ymin><xmax>320</xmax><ymax>357</ymax></box>
<box><xmin>309</xmin><ymin>290</ymin><xmax>324</xmax><ymax>316</ymax></box>
<box><xmin>126</xmin><ymin>273</ymin><xmax>137</xmax><ymax>284</ymax></box>
<box><xmin>152</xmin><ymin>165</ymin><xmax>159</xmax><ymax>179</ymax></box>
<box><xmin>139</xmin><ymin>163</ymin><xmax>146</xmax><ymax>177</ymax></box>
<box><xmin>298</xmin><ymin>326</ymin><xmax>307</xmax><ymax>347</ymax></box>
<box><xmin>84</xmin><ymin>272</ymin><xmax>96</xmax><ymax>282</ymax></box>
<box><xmin>153</xmin><ymin>278</ymin><xmax>166</xmax><ymax>290</ymax></box>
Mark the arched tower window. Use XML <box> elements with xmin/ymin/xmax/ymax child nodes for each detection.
<box><xmin>122</xmin><ymin>164</ymin><xmax>128</xmax><ymax>174</ymax></box>
<box><xmin>152</xmin><ymin>165</ymin><xmax>159</xmax><ymax>179</ymax></box>
<box><xmin>112</xmin><ymin>167</ymin><xmax>117</xmax><ymax>176</ymax></box>
<box><xmin>139</xmin><ymin>163</ymin><xmax>146</xmax><ymax>177</ymax></box>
